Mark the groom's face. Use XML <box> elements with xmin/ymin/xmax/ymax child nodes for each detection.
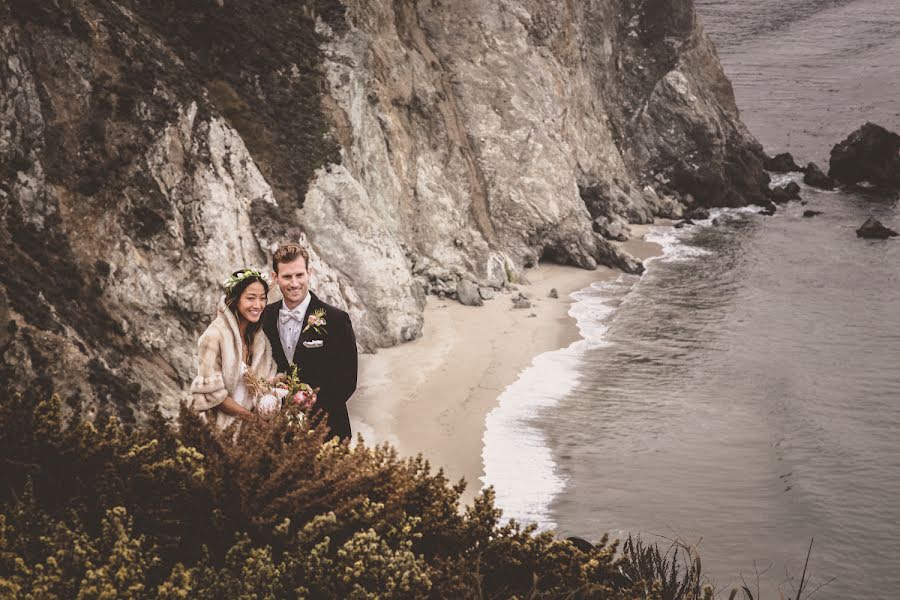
<box><xmin>275</xmin><ymin>257</ymin><xmax>311</xmax><ymax>309</ymax></box>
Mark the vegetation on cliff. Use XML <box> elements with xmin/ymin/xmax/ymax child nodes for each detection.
<box><xmin>0</xmin><ymin>393</ymin><xmax>727</xmax><ymax>599</ymax></box>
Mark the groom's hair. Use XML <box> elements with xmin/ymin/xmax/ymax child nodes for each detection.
<box><xmin>272</xmin><ymin>243</ymin><xmax>310</xmax><ymax>273</ymax></box>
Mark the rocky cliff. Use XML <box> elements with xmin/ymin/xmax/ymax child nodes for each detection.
<box><xmin>0</xmin><ymin>0</ymin><xmax>769</xmax><ymax>420</ymax></box>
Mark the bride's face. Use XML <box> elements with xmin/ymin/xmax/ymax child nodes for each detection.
<box><xmin>237</xmin><ymin>281</ymin><xmax>267</xmax><ymax>324</ymax></box>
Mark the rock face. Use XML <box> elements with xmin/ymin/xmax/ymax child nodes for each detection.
<box><xmin>0</xmin><ymin>0</ymin><xmax>769</xmax><ymax>419</ymax></box>
<box><xmin>856</xmin><ymin>218</ymin><xmax>898</xmax><ymax>239</ymax></box>
<box><xmin>829</xmin><ymin>123</ymin><xmax>900</xmax><ymax>189</ymax></box>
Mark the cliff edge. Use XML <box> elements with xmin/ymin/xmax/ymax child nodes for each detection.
<box><xmin>0</xmin><ymin>0</ymin><xmax>768</xmax><ymax>419</ymax></box>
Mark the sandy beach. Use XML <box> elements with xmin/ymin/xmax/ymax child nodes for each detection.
<box><xmin>350</xmin><ymin>225</ymin><xmax>663</xmax><ymax>503</ymax></box>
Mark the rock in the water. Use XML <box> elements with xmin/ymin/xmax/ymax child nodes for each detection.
<box><xmin>856</xmin><ymin>217</ymin><xmax>898</xmax><ymax>239</ymax></box>
<box><xmin>802</xmin><ymin>210</ymin><xmax>822</xmax><ymax>218</ymax></box>
<box><xmin>784</xmin><ymin>182</ymin><xmax>802</xmax><ymax>197</ymax></box>
<box><xmin>674</xmin><ymin>218</ymin><xmax>694</xmax><ymax>229</ymax></box>
<box><xmin>764</xmin><ymin>152</ymin><xmax>803</xmax><ymax>173</ymax></box>
<box><xmin>548</xmin><ymin>288</ymin><xmax>559</xmax><ymax>299</ymax></box>
<box><xmin>456</xmin><ymin>280</ymin><xmax>484</xmax><ymax>306</ymax></box>
<box><xmin>512</xmin><ymin>293</ymin><xmax>532</xmax><ymax>309</ymax></box>
<box><xmin>829</xmin><ymin>122</ymin><xmax>900</xmax><ymax>189</ymax></box>
<box><xmin>759</xmin><ymin>203</ymin><xmax>777</xmax><ymax>216</ymax></box>
<box><xmin>803</xmin><ymin>162</ymin><xmax>836</xmax><ymax>190</ymax></box>
<box><xmin>770</xmin><ymin>187</ymin><xmax>792</xmax><ymax>204</ymax></box>
<box><xmin>685</xmin><ymin>207</ymin><xmax>710</xmax><ymax>220</ymax></box>
<box><xmin>478</xmin><ymin>286</ymin><xmax>495</xmax><ymax>300</ymax></box>
<box><xmin>771</xmin><ymin>182</ymin><xmax>801</xmax><ymax>204</ymax></box>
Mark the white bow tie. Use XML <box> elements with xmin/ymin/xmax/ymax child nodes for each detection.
<box><xmin>279</xmin><ymin>308</ymin><xmax>305</xmax><ymax>324</ymax></box>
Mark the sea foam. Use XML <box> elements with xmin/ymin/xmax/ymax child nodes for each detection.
<box><xmin>480</xmin><ymin>277</ymin><xmax>626</xmax><ymax>529</ymax></box>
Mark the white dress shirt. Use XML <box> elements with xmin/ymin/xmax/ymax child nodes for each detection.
<box><xmin>277</xmin><ymin>293</ymin><xmax>311</xmax><ymax>363</ymax></box>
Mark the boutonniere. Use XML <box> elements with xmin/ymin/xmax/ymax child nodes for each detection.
<box><xmin>302</xmin><ymin>308</ymin><xmax>327</xmax><ymax>336</ymax></box>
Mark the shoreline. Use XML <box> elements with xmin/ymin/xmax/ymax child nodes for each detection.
<box><xmin>350</xmin><ymin>224</ymin><xmax>664</xmax><ymax>504</ymax></box>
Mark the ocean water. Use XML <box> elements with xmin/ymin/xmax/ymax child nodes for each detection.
<box><xmin>482</xmin><ymin>1</ymin><xmax>900</xmax><ymax>598</ymax></box>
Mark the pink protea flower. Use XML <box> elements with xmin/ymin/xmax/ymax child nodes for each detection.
<box><xmin>292</xmin><ymin>388</ymin><xmax>317</xmax><ymax>411</ymax></box>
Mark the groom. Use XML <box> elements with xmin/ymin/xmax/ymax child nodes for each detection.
<box><xmin>262</xmin><ymin>243</ymin><xmax>357</xmax><ymax>440</ymax></box>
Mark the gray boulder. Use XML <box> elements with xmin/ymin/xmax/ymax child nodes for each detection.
<box><xmin>478</xmin><ymin>286</ymin><xmax>495</xmax><ymax>300</ymax></box>
<box><xmin>456</xmin><ymin>280</ymin><xmax>484</xmax><ymax>306</ymax></box>
<box><xmin>512</xmin><ymin>293</ymin><xmax>532</xmax><ymax>309</ymax></box>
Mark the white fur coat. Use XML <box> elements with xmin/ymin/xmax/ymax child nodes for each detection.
<box><xmin>190</xmin><ymin>298</ymin><xmax>277</xmax><ymax>430</ymax></box>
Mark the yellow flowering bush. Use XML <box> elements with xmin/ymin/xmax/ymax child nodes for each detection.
<box><xmin>0</xmin><ymin>393</ymin><xmax>725</xmax><ymax>599</ymax></box>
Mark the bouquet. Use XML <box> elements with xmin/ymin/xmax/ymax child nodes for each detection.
<box><xmin>243</xmin><ymin>364</ymin><xmax>318</xmax><ymax>422</ymax></box>
<box><xmin>276</xmin><ymin>363</ymin><xmax>319</xmax><ymax>409</ymax></box>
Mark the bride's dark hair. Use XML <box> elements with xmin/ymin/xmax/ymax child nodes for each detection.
<box><xmin>225</xmin><ymin>270</ymin><xmax>269</xmax><ymax>362</ymax></box>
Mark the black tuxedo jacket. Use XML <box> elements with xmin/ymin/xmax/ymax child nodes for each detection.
<box><xmin>262</xmin><ymin>292</ymin><xmax>358</xmax><ymax>440</ymax></box>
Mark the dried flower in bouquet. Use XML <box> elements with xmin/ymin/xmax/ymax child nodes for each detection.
<box><xmin>242</xmin><ymin>370</ymin><xmax>283</xmax><ymax>418</ymax></box>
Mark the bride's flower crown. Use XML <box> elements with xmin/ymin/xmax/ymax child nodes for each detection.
<box><xmin>222</xmin><ymin>268</ymin><xmax>269</xmax><ymax>292</ymax></box>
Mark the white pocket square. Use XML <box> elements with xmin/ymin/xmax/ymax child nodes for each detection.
<box><xmin>303</xmin><ymin>340</ymin><xmax>324</xmax><ymax>348</ymax></box>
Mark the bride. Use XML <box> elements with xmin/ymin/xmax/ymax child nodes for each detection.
<box><xmin>190</xmin><ymin>268</ymin><xmax>280</xmax><ymax>429</ymax></box>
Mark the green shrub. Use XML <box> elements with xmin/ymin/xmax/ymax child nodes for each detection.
<box><xmin>0</xmin><ymin>393</ymin><xmax>728</xmax><ymax>599</ymax></box>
